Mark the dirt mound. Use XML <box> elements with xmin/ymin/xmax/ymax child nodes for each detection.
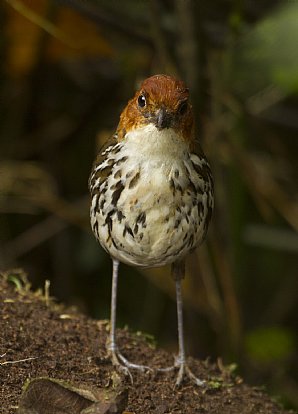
<box><xmin>0</xmin><ymin>271</ymin><xmax>291</xmax><ymax>414</ymax></box>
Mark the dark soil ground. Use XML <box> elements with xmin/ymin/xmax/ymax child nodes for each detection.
<box><xmin>0</xmin><ymin>270</ymin><xmax>293</xmax><ymax>414</ymax></box>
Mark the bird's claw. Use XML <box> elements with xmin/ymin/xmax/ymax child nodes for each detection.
<box><xmin>108</xmin><ymin>346</ymin><xmax>152</xmax><ymax>383</ymax></box>
<box><xmin>176</xmin><ymin>363</ymin><xmax>205</xmax><ymax>387</ymax></box>
<box><xmin>158</xmin><ymin>356</ymin><xmax>205</xmax><ymax>387</ymax></box>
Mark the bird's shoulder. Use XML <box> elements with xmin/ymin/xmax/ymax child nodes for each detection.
<box><xmin>190</xmin><ymin>140</ymin><xmax>213</xmax><ymax>188</ymax></box>
<box><xmin>88</xmin><ymin>133</ymin><xmax>119</xmax><ymax>193</ymax></box>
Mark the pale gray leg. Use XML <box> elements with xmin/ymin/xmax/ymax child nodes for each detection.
<box><xmin>159</xmin><ymin>261</ymin><xmax>205</xmax><ymax>386</ymax></box>
<box><xmin>175</xmin><ymin>277</ymin><xmax>186</xmax><ymax>383</ymax></box>
<box><xmin>175</xmin><ymin>276</ymin><xmax>204</xmax><ymax>386</ymax></box>
<box><xmin>108</xmin><ymin>259</ymin><xmax>119</xmax><ymax>354</ymax></box>
<box><xmin>107</xmin><ymin>259</ymin><xmax>152</xmax><ymax>381</ymax></box>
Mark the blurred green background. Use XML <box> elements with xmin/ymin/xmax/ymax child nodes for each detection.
<box><xmin>0</xmin><ymin>0</ymin><xmax>297</xmax><ymax>409</ymax></box>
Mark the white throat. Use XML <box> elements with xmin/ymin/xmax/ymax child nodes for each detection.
<box><xmin>124</xmin><ymin>124</ymin><xmax>189</xmax><ymax>159</ymax></box>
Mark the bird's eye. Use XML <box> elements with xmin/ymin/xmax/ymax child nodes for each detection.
<box><xmin>138</xmin><ymin>94</ymin><xmax>146</xmax><ymax>108</ymax></box>
<box><xmin>178</xmin><ymin>101</ymin><xmax>188</xmax><ymax>115</ymax></box>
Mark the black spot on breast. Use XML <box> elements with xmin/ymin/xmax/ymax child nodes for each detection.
<box><xmin>197</xmin><ymin>201</ymin><xmax>203</xmax><ymax>217</ymax></box>
<box><xmin>187</xmin><ymin>234</ymin><xmax>194</xmax><ymax>248</ymax></box>
<box><xmin>123</xmin><ymin>224</ymin><xmax>134</xmax><ymax>238</ymax></box>
<box><xmin>174</xmin><ymin>218</ymin><xmax>181</xmax><ymax>229</ymax></box>
<box><xmin>174</xmin><ymin>169</ymin><xmax>180</xmax><ymax>178</ymax></box>
<box><xmin>99</xmin><ymin>198</ymin><xmax>105</xmax><ymax>210</ymax></box>
<box><xmin>129</xmin><ymin>171</ymin><xmax>140</xmax><ymax>189</ymax></box>
<box><xmin>136</xmin><ymin>212</ymin><xmax>146</xmax><ymax>227</ymax></box>
<box><xmin>196</xmin><ymin>186</ymin><xmax>204</xmax><ymax>195</ymax></box>
<box><xmin>114</xmin><ymin>170</ymin><xmax>122</xmax><ymax>179</ymax></box>
<box><xmin>112</xmin><ymin>145</ymin><xmax>121</xmax><ymax>155</ymax></box>
<box><xmin>191</xmin><ymin>161</ymin><xmax>202</xmax><ymax>176</ymax></box>
<box><xmin>93</xmin><ymin>194</ymin><xmax>99</xmax><ymax>210</ymax></box>
<box><xmin>92</xmin><ymin>221</ymin><xmax>99</xmax><ymax>236</ymax></box>
<box><xmin>187</xmin><ymin>178</ymin><xmax>197</xmax><ymax>194</ymax></box>
<box><xmin>115</xmin><ymin>156</ymin><xmax>128</xmax><ymax>166</ymax></box>
<box><xmin>117</xmin><ymin>210</ymin><xmax>125</xmax><ymax>223</ymax></box>
<box><xmin>105</xmin><ymin>210</ymin><xmax>115</xmax><ymax>233</ymax></box>
<box><xmin>111</xmin><ymin>181</ymin><xmax>124</xmax><ymax>206</ymax></box>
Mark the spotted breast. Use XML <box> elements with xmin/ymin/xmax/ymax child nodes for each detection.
<box><xmin>89</xmin><ymin>123</ymin><xmax>213</xmax><ymax>268</ymax></box>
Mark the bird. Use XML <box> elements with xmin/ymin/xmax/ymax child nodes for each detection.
<box><xmin>89</xmin><ymin>74</ymin><xmax>214</xmax><ymax>386</ymax></box>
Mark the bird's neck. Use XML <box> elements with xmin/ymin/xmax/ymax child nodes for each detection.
<box><xmin>122</xmin><ymin>124</ymin><xmax>190</xmax><ymax>160</ymax></box>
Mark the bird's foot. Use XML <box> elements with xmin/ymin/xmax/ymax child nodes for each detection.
<box><xmin>108</xmin><ymin>345</ymin><xmax>152</xmax><ymax>383</ymax></box>
<box><xmin>158</xmin><ymin>356</ymin><xmax>205</xmax><ymax>387</ymax></box>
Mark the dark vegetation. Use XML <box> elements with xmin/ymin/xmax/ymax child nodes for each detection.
<box><xmin>1</xmin><ymin>0</ymin><xmax>298</xmax><ymax>411</ymax></box>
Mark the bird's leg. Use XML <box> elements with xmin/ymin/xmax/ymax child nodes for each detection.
<box><xmin>107</xmin><ymin>259</ymin><xmax>119</xmax><ymax>359</ymax></box>
<box><xmin>159</xmin><ymin>260</ymin><xmax>205</xmax><ymax>387</ymax></box>
<box><xmin>107</xmin><ymin>259</ymin><xmax>152</xmax><ymax>381</ymax></box>
<box><xmin>174</xmin><ymin>266</ymin><xmax>205</xmax><ymax>387</ymax></box>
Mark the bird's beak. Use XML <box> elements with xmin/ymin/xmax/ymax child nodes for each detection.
<box><xmin>155</xmin><ymin>108</ymin><xmax>173</xmax><ymax>130</ymax></box>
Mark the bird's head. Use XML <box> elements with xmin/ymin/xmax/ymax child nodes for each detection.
<box><xmin>117</xmin><ymin>74</ymin><xmax>195</xmax><ymax>148</ymax></box>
